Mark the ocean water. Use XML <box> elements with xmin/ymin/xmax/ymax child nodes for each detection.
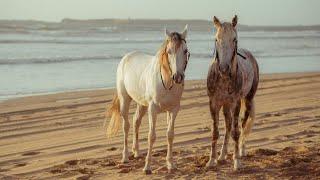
<box><xmin>0</xmin><ymin>27</ymin><xmax>320</xmax><ymax>100</ymax></box>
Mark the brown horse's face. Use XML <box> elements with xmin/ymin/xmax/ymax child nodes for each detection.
<box><xmin>213</xmin><ymin>15</ymin><xmax>238</xmax><ymax>75</ymax></box>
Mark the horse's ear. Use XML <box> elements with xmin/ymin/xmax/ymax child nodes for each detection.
<box><xmin>213</xmin><ymin>16</ymin><xmax>221</xmax><ymax>29</ymax></box>
<box><xmin>232</xmin><ymin>15</ymin><xmax>238</xmax><ymax>27</ymax></box>
<box><xmin>181</xmin><ymin>24</ymin><xmax>188</xmax><ymax>39</ymax></box>
<box><xmin>165</xmin><ymin>28</ymin><xmax>171</xmax><ymax>37</ymax></box>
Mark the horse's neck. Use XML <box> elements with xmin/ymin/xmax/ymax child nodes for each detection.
<box><xmin>148</xmin><ymin>53</ymin><xmax>159</xmax><ymax>77</ymax></box>
<box><xmin>142</xmin><ymin>52</ymin><xmax>161</xmax><ymax>87</ymax></box>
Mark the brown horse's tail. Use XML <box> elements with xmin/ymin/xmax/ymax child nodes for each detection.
<box><xmin>241</xmin><ymin>99</ymin><xmax>255</xmax><ymax>141</ymax></box>
<box><xmin>242</xmin><ymin>99</ymin><xmax>255</xmax><ymax>138</ymax></box>
<box><xmin>104</xmin><ymin>94</ymin><xmax>121</xmax><ymax>138</ymax></box>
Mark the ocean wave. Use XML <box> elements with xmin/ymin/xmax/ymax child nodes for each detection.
<box><xmin>0</xmin><ymin>39</ymin><xmax>164</xmax><ymax>44</ymax></box>
<box><xmin>0</xmin><ymin>38</ymin><xmax>215</xmax><ymax>44</ymax></box>
<box><xmin>1</xmin><ymin>34</ymin><xmax>319</xmax><ymax>45</ymax></box>
<box><xmin>0</xmin><ymin>54</ymin><xmax>213</xmax><ymax>65</ymax></box>
<box><xmin>0</xmin><ymin>55</ymin><xmax>123</xmax><ymax>65</ymax></box>
<box><xmin>1</xmin><ymin>52</ymin><xmax>320</xmax><ymax>65</ymax></box>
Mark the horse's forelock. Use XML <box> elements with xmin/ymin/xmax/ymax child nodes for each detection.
<box><xmin>217</xmin><ymin>23</ymin><xmax>237</xmax><ymax>37</ymax></box>
<box><xmin>167</xmin><ymin>32</ymin><xmax>184</xmax><ymax>51</ymax></box>
<box><xmin>170</xmin><ymin>32</ymin><xmax>183</xmax><ymax>49</ymax></box>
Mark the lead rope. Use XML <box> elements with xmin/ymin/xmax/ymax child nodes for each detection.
<box><xmin>214</xmin><ymin>40</ymin><xmax>246</xmax><ymax>60</ymax></box>
<box><xmin>235</xmin><ymin>40</ymin><xmax>246</xmax><ymax>59</ymax></box>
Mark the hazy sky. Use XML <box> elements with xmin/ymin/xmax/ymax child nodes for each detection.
<box><xmin>1</xmin><ymin>0</ymin><xmax>319</xmax><ymax>25</ymax></box>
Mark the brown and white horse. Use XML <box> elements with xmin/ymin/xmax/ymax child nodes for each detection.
<box><xmin>206</xmin><ymin>15</ymin><xmax>259</xmax><ymax>170</ymax></box>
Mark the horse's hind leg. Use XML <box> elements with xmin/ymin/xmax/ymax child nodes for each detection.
<box><xmin>230</xmin><ymin>102</ymin><xmax>241</xmax><ymax>170</ymax></box>
<box><xmin>132</xmin><ymin>104</ymin><xmax>147</xmax><ymax>158</ymax></box>
<box><xmin>240</xmin><ymin>99</ymin><xmax>255</xmax><ymax>157</ymax></box>
<box><xmin>218</xmin><ymin>106</ymin><xmax>232</xmax><ymax>161</ymax></box>
<box><xmin>118</xmin><ymin>89</ymin><xmax>132</xmax><ymax>163</ymax></box>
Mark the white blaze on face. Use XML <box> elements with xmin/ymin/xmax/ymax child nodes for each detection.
<box><xmin>164</xmin><ymin>25</ymin><xmax>188</xmax><ymax>84</ymax></box>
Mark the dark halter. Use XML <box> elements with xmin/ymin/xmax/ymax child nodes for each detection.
<box><xmin>160</xmin><ymin>38</ymin><xmax>189</xmax><ymax>90</ymax></box>
<box><xmin>213</xmin><ymin>38</ymin><xmax>246</xmax><ymax>94</ymax></box>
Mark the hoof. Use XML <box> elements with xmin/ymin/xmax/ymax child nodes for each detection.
<box><xmin>121</xmin><ymin>158</ymin><xmax>129</xmax><ymax>164</ymax></box>
<box><xmin>218</xmin><ymin>154</ymin><xmax>227</xmax><ymax>161</ymax></box>
<box><xmin>143</xmin><ymin>168</ymin><xmax>152</xmax><ymax>175</ymax></box>
<box><xmin>233</xmin><ymin>159</ymin><xmax>241</xmax><ymax>171</ymax></box>
<box><xmin>167</xmin><ymin>164</ymin><xmax>177</xmax><ymax>173</ymax></box>
<box><xmin>167</xmin><ymin>168</ymin><xmax>176</xmax><ymax>174</ymax></box>
<box><xmin>206</xmin><ymin>159</ymin><xmax>217</xmax><ymax>168</ymax></box>
<box><xmin>133</xmin><ymin>152</ymin><xmax>141</xmax><ymax>158</ymax></box>
<box><xmin>240</xmin><ymin>148</ymin><xmax>246</xmax><ymax>157</ymax></box>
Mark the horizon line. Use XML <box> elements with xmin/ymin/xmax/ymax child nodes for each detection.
<box><xmin>0</xmin><ymin>18</ymin><xmax>320</xmax><ymax>27</ymax></box>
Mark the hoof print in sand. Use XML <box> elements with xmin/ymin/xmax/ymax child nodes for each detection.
<box><xmin>50</xmin><ymin>168</ymin><xmax>65</xmax><ymax>174</ymax></box>
<box><xmin>65</xmin><ymin>159</ymin><xmax>79</xmax><ymax>166</ymax></box>
<box><xmin>101</xmin><ymin>160</ymin><xmax>116</xmax><ymax>167</ymax></box>
<box><xmin>78</xmin><ymin>168</ymin><xmax>93</xmax><ymax>175</ymax></box>
<box><xmin>118</xmin><ymin>168</ymin><xmax>131</xmax><ymax>173</ymax></box>
<box><xmin>107</xmin><ymin>147</ymin><xmax>117</xmax><ymax>151</ymax></box>
<box><xmin>116</xmin><ymin>164</ymin><xmax>131</xmax><ymax>169</ymax></box>
<box><xmin>22</xmin><ymin>151</ymin><xmax>40</xmax><ymax>156</ymax></box>
<box><xmin>76</xmin><ymin>175</ymin><xmax>91</xmax><ymax>180</ymax></box>
<box><xmin>251</xmin><ymin>149</ymin><xmax>278</xmax><ymax>156</ymax></box>
<box><xmin>15</xmin><ymin>162</ymin><xmax>27</xmax><ymax>167</ymax></box>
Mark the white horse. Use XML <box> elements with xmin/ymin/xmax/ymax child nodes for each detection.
<box><xmin>106</xmin><ymin>25</ymin><xmax>189</xmax><ymax>174</ymax></box>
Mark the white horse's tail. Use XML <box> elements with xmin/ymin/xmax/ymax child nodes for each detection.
<box><xmin>241</xmin><ymin>99</ymin><xmax>255</xmax><ymax>137</ymax></box>
<box><xmin>104</xmin><ymin>94</ymin><xmax>121</xmax><ymax>138</ymax></box>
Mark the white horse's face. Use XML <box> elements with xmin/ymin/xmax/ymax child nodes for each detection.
<box><xmin>165</xmin><ymin>25</ymin><xmax>189</xmax><ymax>84</ymax></box>
<box><xmin>213</xmin><ymin>15</ymin><xmax>238</xmax><ymax>75</ymax></box>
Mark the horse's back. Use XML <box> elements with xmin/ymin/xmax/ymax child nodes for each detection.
<box><xmin>237</xmin><ymin>48</ymin><xmax>259</xmax><ymax>98</ymax></box>
<box><xmin>118</xmin><ymin>51</ymin><xmax>153</xmax><ymax>78</ymax></box>
<box><xmin>238</xmin><ymin>49</ymin><xmax>259</xmax><ymax>74</ymax></box>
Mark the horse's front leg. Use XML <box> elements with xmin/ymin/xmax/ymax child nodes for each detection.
<box><xmin>166</xmin><ymin>105</ymin><xmax>179</xmax><ymax>172</ymax></box>
<box><xmin>218</xmin><ymin>106</ymin><xmax>232</xmax><ymax>161</ymax></box>
<box><xmin>143</xmin><ymin>103</ymin><xmax>157</xmax><ymax>174</ymax></box>
<box><xmin>206</xmin><ymin>98</ymin><xmax>221</xmax><ymax>168</ymax></box>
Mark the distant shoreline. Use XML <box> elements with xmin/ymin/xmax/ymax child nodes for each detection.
<box><xmin>1</xmin><ymin>18</ymin><xmax>320</xmax><ymax>32</ymax></box>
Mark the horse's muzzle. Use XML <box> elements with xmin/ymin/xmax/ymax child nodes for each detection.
<box><xmin>172</xmin><ymin>72</ymin><xmax>184</xmax><ymax>84</ymax></box>
<box><xmin>220</xmin><ymin>65</ymin><xmax>230</xmax><ymax>74</ymax></box>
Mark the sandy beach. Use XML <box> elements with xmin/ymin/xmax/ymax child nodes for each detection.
<box><xmin>0</xmin><ymin>72</ymin><xmax>319</xmax><ymax>179</ymax></box>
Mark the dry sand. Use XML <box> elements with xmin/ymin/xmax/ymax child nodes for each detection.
<box><xmin>0</xmin><ymin>72</ymin><xmax>319</xmax><ymax>179</ymax></box>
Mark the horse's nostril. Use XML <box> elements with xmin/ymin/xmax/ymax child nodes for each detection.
<box><xmin>221</xmin><ymin>66</ymin><xmax>230</xmax><ymax>73</ymax></box>
<box><xmin>181</xmin><ymin>74</ymin><xmax>185</xmax><ymax>81</ymax></box>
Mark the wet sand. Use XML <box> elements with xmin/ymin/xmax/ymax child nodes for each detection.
<box><xmin>0</xmin><ymin>72</ymin><xmax>319</xmax><ymax>179</ymax></box>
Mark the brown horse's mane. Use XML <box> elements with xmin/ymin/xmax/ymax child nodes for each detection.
<box><xmin>158</xmin><ymin>32</ymin><xmax>184</xmax><ymax>88</ymax></box>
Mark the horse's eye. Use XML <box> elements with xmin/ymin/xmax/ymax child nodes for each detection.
<box><xmin>184</xmin><ymin>49</ymin><xmax>188</xmax><ymax>54</ymax></box>
<box><xmin>233</xmin><ymin>38</ymin><xmax>237</xmax><ymax>42</ymax></box>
